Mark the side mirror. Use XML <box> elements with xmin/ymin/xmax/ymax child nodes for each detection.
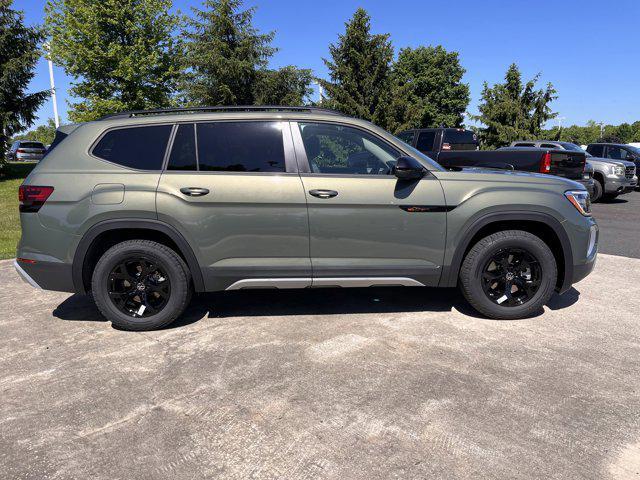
<box><xmin>394</xmin><ymin>156</ymin><xmax>426</xmax><ymax>180</ymax></box>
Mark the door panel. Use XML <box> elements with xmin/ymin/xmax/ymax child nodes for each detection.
<box><xmin>156</xmin><ymin>120</ymin><xmax>310</xmax><ymax>291</ymax></box>
<box><xmin>299</xmin><ymin>175</ymin><xmax>447</xmax><ymax>286</ymax></box>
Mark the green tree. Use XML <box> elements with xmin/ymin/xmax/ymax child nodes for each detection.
<box><xmin>12</xmin><ymin>118</ymin><xmax>58</xmax><ymax>145</ymax></box>
<box><xmin>182</xmin><ymin>0</ymin><xmax>276</xmax><ymax>105</ymax></box>
<box><xmin>389</xmin><ymin>46</ymin><xmax>470</xmax><ymax>132</ymax></box>
<box><xmin>254</xmin><ymin>66</ymin><xmax>313</xmax><ymax>106</ymax></box>
<box><xmin>45</xmin><ymin>0</ymin><xmax>182</xmax><ymax>122</ymax></box>
<box><xmin>472</xmin><ymin>63</ymin><xmax>557</xmax><ymax>148</ymax></box>
<box><xmin>0</xmin><ymin>0</ymin><xmax>49</xmax><ymax>166</ymax></box>
<box><xmin>320</xmin><ymin>8</ymin><xmax>394</xmax><ymax>128</ymax></box>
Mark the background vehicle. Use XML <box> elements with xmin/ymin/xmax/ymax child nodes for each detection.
<box><xmin>16</xmin><ymin>107</ymin><xmax>598</xmax><ymax>330</ymax></box>
<box><xmin>398</xmin><ymin>128</ymin><xmax>593</xmax><ymax>194</ymax></box>
<box><xmin>7</xmin><ymin>140</ymin><xmax>47</xmax><ymax>162</ymax></box>
<box><xmin>511</xmin><ymin>140</ymin><xmax>637</xmax><ymax>202</ymax></box>
<box><xmin>587</xmin><ymin>143</ymin><xmax>640</xmax><ymax>192</ymax></box>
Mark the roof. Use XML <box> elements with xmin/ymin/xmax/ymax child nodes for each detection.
<box><xmin>98</xmin><ymin>106</ymin><xmax>344</xmax><ymax>120</ymax></box>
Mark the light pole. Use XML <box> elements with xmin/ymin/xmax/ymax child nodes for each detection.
<box><xmin>557</xmin><ymin>116</ymin><xmax>566</xmax><ymax>129</ymax></box>
<box><xmin>314</xmin><ymin>81</ymin><xmax>324</xmax><ymax>104</ymax></box>
<box><xmin>44</xmin><ymin>42</ymin><xmax>60</xmax><ymax>128</ymax></box>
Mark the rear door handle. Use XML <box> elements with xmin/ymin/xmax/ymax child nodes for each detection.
<box><xmin>180</xmin><ymin>187</ymin><xmax>210</xmax><ymax>197</ymax></box>
<box><xmin>309</xmin><ymin>189</ymin><xmax>338</xmax><ymax>199</ymax></box>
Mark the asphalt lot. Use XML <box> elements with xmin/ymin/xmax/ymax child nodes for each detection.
<box><xmin>1</xmin><ymin>251</ymin><xmax>639</xmax><ymax>479</ymax></box>
<box><xmin>592</xmin><ymin>190</ymin><xmax>640</xmax><ymax>258</ymax></box>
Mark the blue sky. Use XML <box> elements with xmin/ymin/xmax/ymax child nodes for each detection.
<box><xmin>13</xmin><ymin>0</ymin><xmax>640</xmax><ymax>129</ymax></box>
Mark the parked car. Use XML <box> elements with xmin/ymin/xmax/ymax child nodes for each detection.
<box><xmin>587</xmin><ymin>143</ymin><xmax>640</xmax><ymax>191</ymax></box>
<box><xmin>15</xmin><ymin>107</ymin><xmax>598</xmax><ymax>330</ymax></box>
<box><xmin>398</xmin><ymin>128</ymin><xmax>594</xmax><ymax>195</ymax></box>
<box><xmin>7</xmin><ymin>140</ymin><xmax>47</xmax><ymax>162</ymax></box>
<box><xmin>510</xmin><ymin>140</ymin><xmax>637</xmax><ymax>201</ymax></box>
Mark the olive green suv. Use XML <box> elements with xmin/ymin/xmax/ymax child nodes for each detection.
<box><xmin>15</xmin><ymin>107</ymin><xmax>598</xmax><ymax>330</ymax></box>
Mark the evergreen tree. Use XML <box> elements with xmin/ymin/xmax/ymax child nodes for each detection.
<box><xmin>472</xmin><ymin>63</ymin><xmax>557</xmax><ymax>148</ymax></box>
<box><xmin>254</xmin><ymin>66</ymin><xmax>313</xmax><ymax>106</ymax></box>
<box><xmin>389</xmin><ymin>46</ymin><xmax>470</xmax><ymax>132</ymax></box>
<box><xmin>320</xmin><ymin>8</ymin><xmax>394</xmax><ymax>128</ymax></box>
<box><xmin>45</xmin><ymin>0</ymin><xmax>182</xmax><ymax>122</ymax></box>
<box><xmin>0</xmin><ymin>0</ymin><xmax>49</xmax><ymax>166</ymax></box>
<box><xmin>182</xmin><ymin>0</ymin><xmax>276</xmax><ymax>105</ymax></box>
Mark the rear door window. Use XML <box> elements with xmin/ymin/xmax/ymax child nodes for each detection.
<box><xmin>196</xmin><ymin>122</ymin><xmax>285</xmax><ymax>172</ymax></box>
<box><xmin>92</xmin><ymin>125</ymin><xmax>172</xmax><ymax>170</ymax></box>
<box><xmin>588</xmin><ymin>145</ymin><xmax>604</xmax><ymax>156</ymax></box>
<box><xmin>416</xmin><ymin>131</ymin><xmax>436</xmax><ymax>152</ymax></box>
<box><xmin>541</xmin><ymin>143</ymin><xmax>559</xmax><ymax>149</ymax></box>
<box><xmin>513</xmin><ymin>143</ymin><xmax>536</xmax><ymax>147</ymax></box>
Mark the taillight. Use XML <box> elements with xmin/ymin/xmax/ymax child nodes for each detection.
<box><xmin>18</xmin><ymin>185</ymin><xmax>54</xmax><ymax>213</ymax></box>
<box><xmin>539</xmin><ymin>152</ymin><xmax>552</xmax><ymax>173</ymax></box>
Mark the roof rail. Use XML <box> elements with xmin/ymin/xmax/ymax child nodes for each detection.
<box><xmin>98</xmin><ymin>105</ymin><xmax>344</xmax><ymax>120</ymax></box>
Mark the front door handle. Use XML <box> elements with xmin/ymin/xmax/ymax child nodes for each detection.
<box><xmin>309</xmin><ymin>189</ymin><xmax>338</xmax><ymax>199</ymax></box>
<box><xmin>180</xmin><ymin>187</ymin><xmax>210</xmax><ymax>197</ymax></box>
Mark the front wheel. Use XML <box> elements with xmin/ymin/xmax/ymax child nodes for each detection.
<box><xmin>591</xmin><ymin>179</ymin><xmax>603</xmax><ymax>203</ymax></box>
<box><xmin>459</xmin><ymin>230</ymin><xmax>557</xmax><ymax>320</ymax></box>
<box><xmin>91</xmin><ymin>240</ymin><xmax>192</xmax><ymax>330</ymax></box>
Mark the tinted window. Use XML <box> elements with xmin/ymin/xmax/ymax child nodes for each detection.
<box><xmin>606</xmin><ymin>146</ymin><xmax>629</xmax><ymax>160</ymax></box>
<box><xmin>299</xmin><ymin>122</ymin><xmax>400</xmax><ymax>175</ymax></box>
<box><xmin>588</xmin><ymin>145</ymin><xmax>604</xmax><ymax>156</ymax></box>
<box><xmin>416</xmin><ymin>131</ymin><xmax>436</xmax><ymax>152</ymax></box>
<box><xmin>514</xmin><ymin>143</ymin><xmax>536</xmax><ymax>147</ymax></box>
<box><xmin>396</xmin><ymin>131</ymin><xmax>415</xmax><ymax>145</ymax></box>
<box><xmin>19</xmin><ymin>142</ymin><xmax>45</xmax><ymax>149</ymax></box>
<box><xmin>197</xmin><ymin>122</ymin><xmax>285</xmax><ymax>172</ymax></box>
<box><xmin>442</xmin><ymin>130</ymin><xmax>478</xmax><ymax>150</ymax></box>
<box><xmin>559</xmin><ymin>142</ymin><xmax>584</xmax><ymax>152</ymax></box>
<box><xmin>167</xmin><ymin>124</ymin><xmax>197</xmax><ymax>171</ymax></box>
<box><xmin>541</xmin><ymin>143</ymin><xmax>559</xmax><ymax>149</ymax></box>
<box><xmin>93</xmin><ymin>125</ymin><xmax>172</xmax><ymax>170</ymax></box>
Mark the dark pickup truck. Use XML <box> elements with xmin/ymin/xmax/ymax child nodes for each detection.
<box><xmin>397</xmin><ymin>128</ymin><xmax>593</xmax><ymax>195</ymax></box>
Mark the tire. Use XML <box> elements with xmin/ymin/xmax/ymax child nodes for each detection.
<box><xmin>91</xmin><ymin>240</ymin><xmax>192</xmax><ymax>331</ymax></box>
<box><xmin>592</xmin><ymin>178</ymin><xmax>603</xmax><ymax>203</ymax></box>
<box><xmin>459</xmin><ymin>230</ymin><xmax>557</xmax><ymax>320</ymax></box>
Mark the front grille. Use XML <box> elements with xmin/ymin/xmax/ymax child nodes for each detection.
<box><xmin>626</xmin><ymin>166</ymin><xmax>636</xmax><ymax>179</ymax></box>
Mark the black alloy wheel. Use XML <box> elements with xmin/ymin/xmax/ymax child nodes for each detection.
<box><xmin>481</xmin><ymin>248</ymin><xmax>542</xmax><ymax>307</ymax></box>
<box><xmin>108</xmin><ymin>256</ymin><xmax>171</xmax><ymax>318</ymax></box>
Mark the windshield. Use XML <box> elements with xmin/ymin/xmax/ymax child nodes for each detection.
<box><xmin>628</xmin><ymin>146</ymin><xmax>640</xmax><ymax>155</ymax></box>
<box><xmin>559</xmin><ymin>142</ymin><xmax>585</xmax><ymax>152</ymax></box>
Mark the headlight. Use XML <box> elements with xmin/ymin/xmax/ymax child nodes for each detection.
<box><xmin>565</xmin><ymin>190</ymin><xmax>591</xmax><ymax>216</ymax></box>
<box><xmin>610</xmin><ymin>165</ymin><xmax>625</xmax><ymax>176</ymax></box>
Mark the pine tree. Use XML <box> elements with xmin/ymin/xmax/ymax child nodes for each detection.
<box><xmin>472</xmin><ymin>63</ymin><xmax>557</xmax><ymax>148</ymax></box>
<box><xmin>0</xmin><ymin>0</ymin><xmax>49</xmax><ymax>166</ymax></box>
<box><xmin>320</xmin><ymin>8</ymin><xmax>394</xmax><ymax>128</ymax></box>
<box><xmin>45</xmin><ymin>0</ymin><xmax>182</xmax><ymax>122</ymax></box>
<box><xmin>182</xmin><ymin>0</ymin><xmax>276</xmax><ymax>105</ymax></box>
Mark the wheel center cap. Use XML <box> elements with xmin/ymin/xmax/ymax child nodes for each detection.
<box><xmin>505</xmin><ymin>272</ymin><xmax>515</xmax><ymax>281</ymax></box>
<box><xmin>136</xmin><ymin>283</ymin><xmax>146</xmax><ymax>291</ymax></box>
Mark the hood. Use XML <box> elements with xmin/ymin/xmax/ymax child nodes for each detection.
<box><xmin>449</xmin><ymin>166</ymin><xmax>584</xmax><ymax>188</ymax></box>
<box><xmin>586</xmin><ymin>156</ymin><xmax>635</xmax><ymax>168</ymax></box>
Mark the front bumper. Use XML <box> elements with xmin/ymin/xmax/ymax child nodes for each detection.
<box><xmin>605</xmin><ymin>176</ymin><xmax>637</xmax><ymax>194</ymax></box>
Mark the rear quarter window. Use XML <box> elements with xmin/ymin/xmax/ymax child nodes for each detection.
<box><xmin>92</xmin><ymin>125</ymin><xmax>173</xmax><ymax>170</ymax></box>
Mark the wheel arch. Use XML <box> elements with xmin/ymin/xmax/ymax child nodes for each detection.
<box><xmin>72</xmin><ymin>219</ymin><xmax>205</xmax><ymax>294</ymax></box>
<box><xmin>441</xmin><ymin>212</ymin><xmax>574</xmax><ymax>293</ymax></box>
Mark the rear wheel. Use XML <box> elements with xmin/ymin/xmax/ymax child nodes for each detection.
<box><xmin>459</xmin><ymin>230</ymin><xmax>557</xmax><ymax>320</ymax></box>
<box><xmin>91</xmin><ymin>240</ymin><xmax>192</xmax><ymax>330</ymax></box>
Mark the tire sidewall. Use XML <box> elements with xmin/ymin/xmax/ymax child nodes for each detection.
<box><xmin>463</xmin><ymin>234</ymin><xmax>557</xmax><ymax>318</ymax></box>
<box><xmin>592</xmin><ymin>179</ymin><xmax>603</xmax><ymax>203</ymax></box>
<box><xmin>92</xmin><ymin>243</ymin><xmax>188</xmax><ymax>330</ymax></box>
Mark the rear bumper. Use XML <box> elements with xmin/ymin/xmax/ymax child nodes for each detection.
<box><xmin>14</xmin><ymin>259</ymin><xmax>75</xmax><ymax>292</ymax></box>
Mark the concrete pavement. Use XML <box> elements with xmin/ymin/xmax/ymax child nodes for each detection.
<box><xmin>0</xmin><ymin>254</ymin><xmax>639</xmax><ymax>479</ymax></box>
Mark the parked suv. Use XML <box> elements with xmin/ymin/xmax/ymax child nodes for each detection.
<box><xmin>7</xmin><ymin>140</ymin><xmax>47</xmax><ymax>162</ymax></box>
<box><xmin>511</xmin><ymin>141</ymin><xmax>637</xmax><ymax>201</ymax></box>
<box><xmin>15</xmin><ymin>107</ymin><xmax>598</xmax><ymax>330</ymax></box>
<box><xmin>586</xmin><ymin>143</ymin><xmax>640</xmax><ymax>192</ymax></box>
